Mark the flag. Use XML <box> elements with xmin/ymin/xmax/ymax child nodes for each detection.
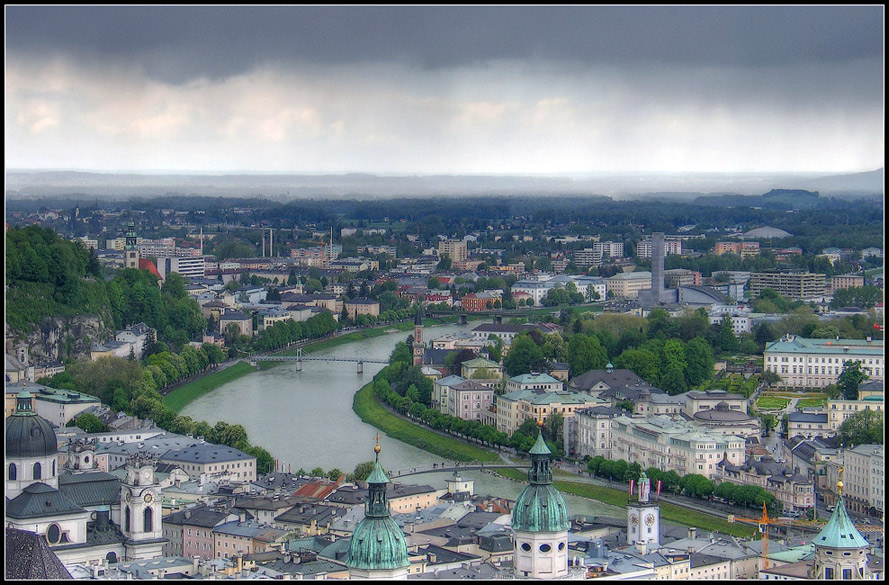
<box><xmin>656</xmin><ymin>480</ymin><xmax>662</xmax><ymax>496</ymax></box>
<box><xmin>629</xmin><ymin>480</ymin><xmax>635</xmax><ymax>496</ymax></box>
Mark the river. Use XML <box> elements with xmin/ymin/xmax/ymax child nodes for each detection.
<box><xmin>181</xmin><ymin>320</ymin><xmax>623</xmax><ymax>518</ymax></box>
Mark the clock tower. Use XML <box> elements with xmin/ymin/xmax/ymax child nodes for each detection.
<box><xmin>412</xmin><ymin>305</ymin><xmax>425</xmax><ymax>367</ymax></box>
<box><xmin>124</xmin><ymin>220</ymin><xmax>140</xmax><ymax>270</ymax></box>
<box><xmin>627</xmin><ymin>470</ymin><xmax>660</xmax><ymax>554</ymax></box>
<box><xmin>119</xmin><ymin>454</ymin><xmax>165</xmax><ymax>560</ymax></box>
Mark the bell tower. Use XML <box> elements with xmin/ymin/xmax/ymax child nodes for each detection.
<box><xmin>627</xmin><ymin>470</ymin><xmax>660</xmax><ymax>554</ymax></box>
<box><xmin>119</xmin><ymin>454</ymin><xmax>165</xmax><ymax>560</ymax></box>
<box><xmin>412</xmin><ymin>305</ymin><xmax>425</xmax><ymax>367</ymax></box>
<box><xmin>512</xmin><ymin>420</ymin><xmax>569</xmax><ymax>579</ymax></box>
<box><xmin>124</xmin><ymin>220</ymin><xmax>140</xmax><ymax>269</ymax></box>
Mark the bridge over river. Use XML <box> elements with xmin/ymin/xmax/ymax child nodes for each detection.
<box><xmin>389</xmin><ymin>462</ymin><xmax>530</xmax><ymax>478</ymax></box>
<box><xmin>248</xmin><ymin>348</ymin><xmax>388</xmax><ymax>372</ymax></box>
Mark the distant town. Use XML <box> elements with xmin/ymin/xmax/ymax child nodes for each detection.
<box><xmin>5</xmin><ymin>189</ymin><xmax>884</xmax><ymax>580</ymax></box>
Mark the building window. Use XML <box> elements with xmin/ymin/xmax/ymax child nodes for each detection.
<box><xmin>8</xmin><ymin>463</ymin><xmax>16</xmax><ymax>480</ymax></box>
<box><xmin>144</xmin><ymin>507</ymin><xmax>153</xmax><ymax>533</ymax></box>
<box><xmin>125</xmin><ymin>506</ymin><xmax>131</xmax><ymax>532</ymax></box>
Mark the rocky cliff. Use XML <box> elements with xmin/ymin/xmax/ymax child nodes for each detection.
<box><xmin>5</xmin><ymin>314</ymin><xmax>112</xmax><ymax>365</ymax></box>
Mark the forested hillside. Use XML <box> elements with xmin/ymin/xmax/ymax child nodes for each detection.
<box><xmin>6</xmin><ymin>225</ymin><xmax>205</xmax><ymax>359</ymax></box>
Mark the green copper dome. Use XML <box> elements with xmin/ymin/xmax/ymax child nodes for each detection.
<box><xmin>347</xmin><ymin>516</ymin><xmax>410</xmax><ymax>570</ymax></box>
<box><xmin>512</xmin><ymin>430</ymin><xmax>568</xmax><ymax>533</ymax></box>
<box><xmin>346</xmin><ymin>444</ymin><xmax>409</xmax><ymax>571</ymax></box>
<box><xmin>813</xmin><ymin>496</ymin><xmax>869</xmax><ymax>549</ymax></box>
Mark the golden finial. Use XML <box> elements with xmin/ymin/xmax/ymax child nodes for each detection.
<box><xmin>537</xmin><ymin>418</ymin><xmax>544</xmax><ymax>428</ymax></box>
<box><xmin>374</xmin><ymin>433</ymin><xmax>381</xmax><ymax>454</ymax></box>
<box><xmin>837</xmin><ymin>465</ymin><xmax>844</xmax><ymax>495</ymax></box>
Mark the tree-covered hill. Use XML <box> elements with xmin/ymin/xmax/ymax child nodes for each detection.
<box><xmin>6</xmin><ymin>225</ymin><xmax>206</xmax><ymax>358</ymax></box>
<box><xmin>6</xmin><ymin>225</ymin><xmax>112</xmax><ymax>335</ymax></box>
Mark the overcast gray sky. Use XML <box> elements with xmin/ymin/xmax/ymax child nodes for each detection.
<box><xmin>5</xmin><ymin>5</ymin><xmax>884</xmax><ymax>174</ymax></box>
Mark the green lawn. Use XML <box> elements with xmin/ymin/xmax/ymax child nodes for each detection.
<box><xmin>756</xmin><ymin>397</ymin><xmax>790</xmax><ymax>410</ymax></box>
<box><xmin>796</xmin><ymin>398</ymin><xmax>826</xmax><ymax>409</ymax></box>
<box><xmin>163</xmin><ymin>361</ymin><xmax>256</xmax><ymax>412</ymax></box>
<box><xmin>352</xmin><ymin>382</ymin><xmax>500</xmax><ymax>463</ymax></box>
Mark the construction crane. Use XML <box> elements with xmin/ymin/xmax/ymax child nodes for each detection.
<box><xmin>728</xmin><ymin>502</ymin><xmax>782</xmax><ymax>571</ymax></box>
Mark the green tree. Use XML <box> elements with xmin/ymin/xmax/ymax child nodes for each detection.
<box><xmin>243</xmin><ymin>445</ymin><xmax>275</xmax><ymax>475</ymax></box>
<box><xmin>837</xmin><ymin>409</ymin><xmax>883</xmax><ymax>446</ymax></box>
<box><xmin>838</xmin><ymin>360</ymin><xmax>869</xmax><ymax>401</ymax></box>
<box><xmin>716</xmin><ymin>316</ymin><xmax>739</xmax><ymax>354</ymax></box>
<box><xmin>685</xmin><ymin>337</ymin><xmax>715</xmax><ymax>387</ymax></box>
<box><xmin>347</xmin><ymin>461</ymin><xmax>376</xmax><ymax>483</ymax></box>
<box><xmin>311</xmin><ymin>467</ymin><xmax>325</xmax><ymax>477</ymax></box>
<box><xmin>71</xmin><ymin>413</ymin><xmax>109</xmax><ymax>433</ymax></box>
<box><xmin>504</xmin><ymin>334</ymin><xmax>546</xmax><ymax>376</ymax></box>
<box><xmin>327</xmin><ymin>468</ymin><xmax>343</xmax><ymax>481</ymax></box>
<box><xmin>613</xmin><ymin>348</ymin><xmax>660</xmax><ymax>384</ymax></box>
<box><xmin>566</xmin><ymin>334</ymin><xmax>608</xmax><ymax>377</ymax></box>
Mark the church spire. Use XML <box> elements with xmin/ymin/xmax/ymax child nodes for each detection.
<box><xmin>346</xmin><ymin>436</ymin><xmax>409</xmax><ymax>579</ymax></box>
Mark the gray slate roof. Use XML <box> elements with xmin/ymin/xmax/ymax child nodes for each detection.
<box><xmin>161</xmin><ymin>442</ymin><xmax>253</xmax><ymax>464</ymax></box>
<box><xmin>5</xmin><ymin>527</ymin><xmax>73</xmax><ymax>580</ymax></box>
<box><xmin>6</xmin><ymin>482</ymin><xmax>86</xmax><ymax>519</ymax></box>
<box><xmin>568</xmin><ymin>368</ymin><xmax>652</xmax><ymax>392</ymax></box>
<box><xmin>58</xmin><ymin>471</ymin><xmax>122</xmax><ymax>507</ymax></box>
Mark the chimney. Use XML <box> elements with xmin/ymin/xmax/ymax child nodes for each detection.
<box><xmin>688</xmin><ymin>527</ymin><xmax>697</xmax><ymax>540</ymax></box>
<box><xmin>192</xmin><ymin>556</ymin><xmax>199</xmax><ymax>575</ymax></box>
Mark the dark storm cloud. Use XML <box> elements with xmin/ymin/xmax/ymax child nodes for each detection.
<box><xmin>6</xmin><ymin>5</ymin><xmax>883</xmax><ymax>83</ymax></box>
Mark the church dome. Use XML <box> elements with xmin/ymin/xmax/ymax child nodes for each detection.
<box><xmin>513</xmin><ymin>484</ymin><xmax>569</xmax><ymax>533</ymax></box>
<box><xmin>346</xmin><ymin>445</ymin><xmax>409</xmax><ymax>573</ymax></box>
<box><xmin>813</xmin><ymin>496</ymin><xmax>869</xmax><ymax>549</ymax></box>
<box><xmin>6</xmin><ymin>391</ymin><xmax>58</xmax><ymax>459</ymax></box>
<box><xmin>512</xmin><ymin>431</ymin><xmax>569</xmax><ymax>533</ymax></box>
<box><xmin>347</xmin><ymin>516</ymin><xmax>410</xmax><ymax>570</ymax></box>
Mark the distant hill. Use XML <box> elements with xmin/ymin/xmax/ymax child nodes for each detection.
<box><xmin>794</xmin><ymin>168</ymin><xmax>883</xmax><ymax>198</ymax></box>
<box><xmin>4</xmin><ymin>168</ymin><xmax>882</xmax><ymax>201</ymax></box>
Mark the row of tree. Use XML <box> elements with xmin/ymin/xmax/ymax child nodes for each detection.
<box><xmin>586</xmin><ymin>457</ymin><xmax>779</xmax><ymax>514</ymax></box>
<box><xmin>39</xmin><ymin>351</ymin><xmax>275</xmax><ymax>475</ymax></box>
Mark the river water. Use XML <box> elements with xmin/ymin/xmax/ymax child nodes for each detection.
<box><xmin>181</xmin><ymin>321</ymin><xmax>622</xmax><ymax>518</ymax></box>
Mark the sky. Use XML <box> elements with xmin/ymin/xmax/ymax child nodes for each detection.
<box><xmin>5</xmin><ymin>5</ymin><xmax>884</xmax><ymax>175</ymax></box>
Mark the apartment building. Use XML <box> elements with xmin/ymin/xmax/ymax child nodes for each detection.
<box><xmin>829</xmin><ymin>273</ymin><xmax>865</xmax><ymax>294</ymax></box>
<box><xmin>763</xmin><ymin>335</ymin><xmax>883</xmax><ymax>388</ymax></box>
<box><xmin>826</xmin><ymin>395</ymin><xmax>884</xmax><ymax>432</ymax></box>
<box><xmin>156</xmin><ymin>255</ymin><xmax>205</xmax><ymax>280</ymax></box>
<box><xmin>495</xmin><ymin>389</ymin><xmax>604</xmax><ymax>436</ymax></box>
<box><xmin>603</xmin><ymin>415</ymin><xmax>746</xmax><ymax>480</ymax></box>
<box><xmin>714</xmin><ymin>241</ymin><xmax>760</xmax><ymax>258</ymax></box>
<box><xmin>606</xmin><ymin>271</ymin><xmax>652</xmax><ymax>300</ymax></box>
<box><xmin>747</xmin><ymin>270</ymin><xmax>826</xmax><ymax>301</ymax></box>
<box><xmin>636</xmin><ymin>239</ymin><xmax>682</xmax><ymax>258</ymax></box>
<box><xmin>437</xmin><ymin>239</ymin><xmax>468</xmax><ymax>263</ymax></box>
<box><xmin>843</xmin><ymin>444</ymin><xmax>884</xmax><ymax>516</ymax></box>
<box><xmin>574</xmin><ymin>242</ymin><xmax>625</xmax><ymax>267</ymax></box>
<box><xmin>447</xmin><ymin>380</ymin><xmax>494</xmax><ymax>422</ymax></box>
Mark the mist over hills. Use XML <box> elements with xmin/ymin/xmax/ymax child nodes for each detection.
<box><xmin>4</xmin><ymin>168</ymin><xmax>882</xmax><ymax>202</ymax></box>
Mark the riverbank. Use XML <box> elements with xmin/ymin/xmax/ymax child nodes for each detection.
<box><xmin>356</xmin><ymin>387</ymin><xmax>756</xmax><ymax>538</ymax></box>
<box><xmin>162</xmin><ymin>316</ymin><xmax>463</xmax><ymax>411</ymax></box>
<box><xmin>353</xmin><ymin>381</ymin><xmax>500</xmax><ymax>464</ymax></box>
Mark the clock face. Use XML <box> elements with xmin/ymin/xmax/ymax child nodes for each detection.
<box><xmin>125</xmin><ymin>493</ymin><xmax>131</xmax><ymax>503</ymax></box>
<box><xmin>645</xmin><ymin>514</ymin><xmax>655</xmax><ymax>526</ymax></box>
<box><xmin>630</xmin><ymin>514</ymin><xmax>638</xmax><ymax>525</ymax></box>
<box><xmin>144</xmin><ymin>493</ymin><xmax>153</xmax><ymax>503</ymax></box>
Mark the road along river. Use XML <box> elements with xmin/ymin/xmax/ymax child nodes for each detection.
<box><xmin>181</xmin><ymin>321</ymin><xmax>623</xmax><ymax>518</ymax></box>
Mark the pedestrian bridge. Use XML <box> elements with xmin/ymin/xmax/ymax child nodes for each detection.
<box><xmin>389</xmin><ymin>462</ymin><xmax>530</xmax><ymax>478</ymax></box>
<box><xmin>248</xmin><ymin>349</ymin><xmax>388</xmax><ymax>372</ymax></box>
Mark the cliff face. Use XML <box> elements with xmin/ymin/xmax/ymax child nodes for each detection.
<box><xmin>6</xmin><ymin>314</ymin><xmax>112</xmax><ymax>365</ymax></box>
